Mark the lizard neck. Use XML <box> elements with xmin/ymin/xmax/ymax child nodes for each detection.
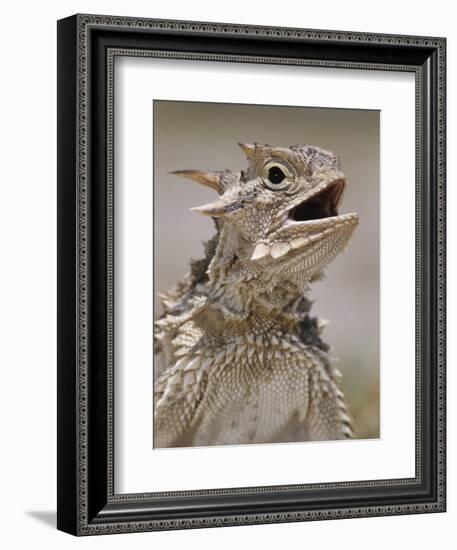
<box><xmin>205</xmin><ymin>266</ymin><xmax>313</xmax><ymax>326</ymax></box>
<box><xmin>203</xmin><ymin>225</ymin><xmax>322</xmax><ymax>327</ymax></box>
<box><xmin>194</xmin><ymin>278</ymin><xmax>328</xmax><ymax>352</ymax></box>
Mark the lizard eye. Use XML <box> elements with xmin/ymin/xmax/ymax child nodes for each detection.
<box><xmin>262</xmin><ymin>162</ymin><xmax>292</xmax><ymax>191</ymax></box>
<box><xmin>268</xmin><ymin>166</ymin><xmax>286</xmax><ymax>185</ymax></box>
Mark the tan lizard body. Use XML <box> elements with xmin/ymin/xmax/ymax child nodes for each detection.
<box><xmin>154</xmin><ymin>143</ymin><xmax>358</xmax><ymax>447</ymax></box>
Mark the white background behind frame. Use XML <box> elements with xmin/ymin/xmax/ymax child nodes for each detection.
<box><xmin>114</xmin><ymin>56</ymin><xmax>415</xmax><ymax>494</ymax></box>
<box><xmin>2</xmin><ymin>0</ymin><xmax>456</xmax><ymax>548</ymax></box>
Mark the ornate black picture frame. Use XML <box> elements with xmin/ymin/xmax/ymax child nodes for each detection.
<box><xmin>57</xmin><ymin>14</ymin><xmax>446</xmax><ymax>535</ymax></box>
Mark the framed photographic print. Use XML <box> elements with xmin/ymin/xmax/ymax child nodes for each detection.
<box><xmin>57</xmin><ymin>14</ymin><xmax>446</xmax><ymax>535</ymax></box>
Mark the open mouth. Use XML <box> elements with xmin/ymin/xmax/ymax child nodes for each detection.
<box><xmin>250</xmin><ymin>178</ymin><xmax>357</xmax><ymax>261</ymax></box>
<box><xmin>289</xmin><ymin>179</ymin><xmax>346</xmax><ymax>222</ymax></box>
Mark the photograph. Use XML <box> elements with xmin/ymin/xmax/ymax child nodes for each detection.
<box><xmin>153</xmin><ymin>100</ymin><xmax>380</xmax><ymax>448</ymax></box>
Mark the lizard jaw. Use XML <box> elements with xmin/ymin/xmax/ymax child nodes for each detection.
<box><xmin>250</xmin><ymin>213</ymin><xmax>359</xmax><ymax>260</ymax></box>
<box><xmin>250</xmin><ymin>179</ymin><xmax>358</xmax><ymax>261</ymax></box>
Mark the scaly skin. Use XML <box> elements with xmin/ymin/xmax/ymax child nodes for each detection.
<box><xmin>154</xmin><ymin>143</ymin><xmax>359</xmax><ymax>447</ymax></box>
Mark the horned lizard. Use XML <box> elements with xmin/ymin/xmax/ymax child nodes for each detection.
<box><xmin>154</xmin><ymin>143</ymin><xmax>359</xmax><ymax>448</ymax></box>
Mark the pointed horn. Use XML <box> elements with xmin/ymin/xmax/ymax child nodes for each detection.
<box><xmin>190</xmin><ymin>200</ymin><xmax>227</xmax><ymax>218</ymax></box>
<box><xmin>238</xmin><ymin>143</ymin><xmax>257</xmax><ymax>160</ymax></box>
<box><xmin>170</xmin><ymin>170</ymin><xmax>222</xmax><ymax>193</ymax></box>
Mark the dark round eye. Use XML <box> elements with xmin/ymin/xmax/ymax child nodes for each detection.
<box><xmin>268</xmin><ymin>166</ymin><xmax>286</xmax><ymax>185</ymax></box>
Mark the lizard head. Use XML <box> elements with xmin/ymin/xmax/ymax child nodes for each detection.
<box><xmin>172</xmin><ymin>143</ymin><xmax>358</xmax><ymax>293</ymax></box>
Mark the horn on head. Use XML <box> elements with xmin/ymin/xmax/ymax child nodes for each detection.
<box><xmin>190</xmin><ymin>198</ymin><xmax>229</xmax><ymax>218</ymax></box>
<box><xmin>237</xmin><ymin>143</ymin><xmax>257</xmax><ymax>160</ymax></box>
<box><xmin>170</xmin><ymin>170</ymin><xmax>223</xmax><ymax>193</ymax></box>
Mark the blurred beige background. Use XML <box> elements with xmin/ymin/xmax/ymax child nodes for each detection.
<box><xmin>153</xmin><ymin>100</ymin><xmax>380</xmax><ymax>439</ymax></box>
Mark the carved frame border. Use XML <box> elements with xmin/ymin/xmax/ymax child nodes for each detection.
<box><xmin>57</xmin><ymin>14</ymin><xmax>446</xmax><ymax>536</ymax></box>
